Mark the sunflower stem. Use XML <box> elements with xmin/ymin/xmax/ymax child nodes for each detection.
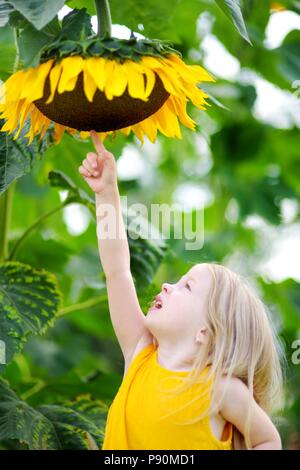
<box><xmin>94</xmin><ymin>0</ymin><xmax>112</xmax><ymax>39</ymax></box>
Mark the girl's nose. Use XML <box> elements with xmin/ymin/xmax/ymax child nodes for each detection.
<box><xmin>162</xmin><ymin>283</ymin><xmax>173</xmax><ymax>294</ymax></box>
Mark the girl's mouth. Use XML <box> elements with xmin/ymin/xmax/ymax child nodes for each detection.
<box><xmin>149</xmin><ymin>296</ymin><xmax>163</xmax><ymax>310</ymax></box>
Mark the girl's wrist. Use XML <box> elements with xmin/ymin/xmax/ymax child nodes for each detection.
<box><xmin>95</xmin><ymin>184</ymin><xmax>119</xmax><ymax>202</ymax></box>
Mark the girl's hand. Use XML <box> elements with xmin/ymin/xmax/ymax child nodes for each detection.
<box><xmin>78</xmin><ymin>130</ymin><xmax>117</xmax><ymax>195</ymax></box>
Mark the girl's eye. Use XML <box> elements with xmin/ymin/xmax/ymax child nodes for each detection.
<box><xmin>185</xmin><ymin>283</ymin><xmax>191</xmax><ymax>291</ymax></box>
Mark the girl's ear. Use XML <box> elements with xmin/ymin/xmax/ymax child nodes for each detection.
<box><xmin>195</xmin><ymin>327</ymin><xmax>208</xmax><ymax>345</ymax></box>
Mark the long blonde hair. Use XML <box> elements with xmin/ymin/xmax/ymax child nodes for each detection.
<box><xmin>156</xmin><ymin>262</ymin><xmax>285</xmax><ymax>449</ymax></box>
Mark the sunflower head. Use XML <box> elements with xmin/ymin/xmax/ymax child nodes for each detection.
<box><xmin>0</xmin><ymin>8</ymin><xmax>215</xmax><ymax>146</ymax></box>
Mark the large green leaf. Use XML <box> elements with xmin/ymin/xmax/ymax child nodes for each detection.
<box><xmin>0</xmin><ymin>25</ymin><xmax>15</xmax><ymax>80</ymax></box>
<box><xmin>210</xmin><ymin>121</ymin><xmax>298</xmax><ymax>224</ymax></box>
<box><xmin>60</xmin><ymin>7</ymin><xmax>93</xmax><ymax>41</ymax></box>
<box><xmin>0</xmin><ymin>121</ymin><xmax>55</xmax><ymax>194</ymax></box>
<box><xmin>0</xmin><ymin>378</ymin><xmax>107</xmax><ymax>449</ymax></box>
<box><xmin>17</xmin><ymin>25</ymin><xmax>54</xmax><ymax>67</ymax></box>
<box><xmin>214</xmin><ymin>0</ymin><xmax>252</xmax><ymax>44</ymax></box>
<box><xmin>7</xmin><ymin>0</ymin><xmax>65</xmax><ymax>30</ymax></box>
<box><xmin>259</xmin><ymin>278</ymin><xmax>300</xmax><ymax>331</ymax></box>
<box><xmin>0</xmin><ymin>0</ymin><xmax>13</xmax><ymax>27</ymax></box>
<box><xmin>0</xmin><ymin>261</ymin><xmax>62</xmax><ymax>370</ymax></box>
<box><xmin>278</xmin><ymin>30</ymin><xmax>300</xmax><ymax>82</ymax></box>
<box><xmin>68</xmin><ymin>0</ymin><xmax>185</xmax><ymax>42</ymax></box>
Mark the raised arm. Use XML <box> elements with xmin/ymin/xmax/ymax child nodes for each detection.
<box><xmin>78</xmin><ymin>131</ymin><xmax>151</xmax><ymax>364</ymax></box>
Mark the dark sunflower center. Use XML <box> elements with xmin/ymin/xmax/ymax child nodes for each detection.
<box><xmin>34</xmin><ymin>67</ymin><xmax>170</xmax><ymax>132</ymax></box>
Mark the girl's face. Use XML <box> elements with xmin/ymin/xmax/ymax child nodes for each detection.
<box><xmin>146</xmin><ymin>263</ymin><xmax>212</xmax><ymax>340</ymax></box>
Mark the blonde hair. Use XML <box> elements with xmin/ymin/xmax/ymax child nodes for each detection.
<box><xmin>156</xmin><ymin>262</ymin><xmax>285</xmax><ymax>449</ymax></box>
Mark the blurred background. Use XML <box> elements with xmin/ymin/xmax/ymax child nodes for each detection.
<box><xmin>0</xmin><ymin>0</ymin><xmax>299</xmax><ymax>450</ymax></box>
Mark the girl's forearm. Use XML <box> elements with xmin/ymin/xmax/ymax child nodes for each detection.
<box><xmin>95</xmin><ymin>187</ymin><xmax>130</xmax><ymax>278</ymax></box>
<box><xmin>252</xmin><ymin>439</ymin><xmax>282</xmax><ymax>450</ymax></box>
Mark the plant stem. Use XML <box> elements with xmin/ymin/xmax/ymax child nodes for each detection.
<box><xmin>21</xmin><ymin>380</ymin><xmax>45</xmax><ymax>401</ymax></box>
<box><xmin>8</xmin><ymin>201</ymin><xmax>68</xmax><ymax>261</ymax></box>
<box><xmin>0</xmin><ymin>29</ymin><xmax>20</xmax><ymax>263</ymax></box>
<box><xmin>0</xmin><ymin>179</ymin><xmax>16</xmax><ymax>262</ymax></box>
<box><xmin>94</xmin><ymin>0</ymin><xmax>112</xmax><ymax>39</ymax></box>
<box><xmin>57</xmin><ymin>293</ymin><xmax>107</xmax><ymax>317</ymax></box>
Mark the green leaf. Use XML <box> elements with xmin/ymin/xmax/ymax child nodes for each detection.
<box><xmin>278</xmin><ymin>30</ymin><xmax>300</xmax><ymax>82</ymax></box>
<box><xmin>0</xmin><ymin>0</ymin><xmax>13</xmax><ymax>27</ymax></box>
<box><xmin>0</xmin><ymin>378</ymin><xmax>107</xmax><ymax>449</ymax></box>
<box><xmin>259</xmin><ymin>278</ymin><xmax>300</xmax><ymax>331</ymax></box>
<box><xmin>17</xmin><ymin>23</ymin><xmax>55</xmax><ymax>67</ymax></box>
<box><xmin>0</xmin><ymin>25</ymin><xmax>15</xmax><ymax>80</ymax></box>
<box><xmin>60</xmin><ymin>8</ymin><xmax>93</xmax><ymax>41</ymax></box>
<box><xmin>66</xmin><ymin>0</ymin><xmax>96</xmax><ymax>16</ymax></box>
<box><xmin>0</xmin><ymin>261</ymin><xmax>62</xmax><ymax>370</ymax></box>
<box><xmin>7</xmin><ymin>0</ymin><xmax>66</xmax><ymax>30</ymax></box>
<box><xmin>68</xmin><ymin>0</ymin><xmax>182</xmax><ymax>42</ymax></box>
<box><xmin>214</xmin><ymin>0</ymin><xmax>252</xmax><ymax>44</ymax></box>
<box><xmin>0</xmin><ymin>120</ymin><xmax>55</xmax><ymax>194</ymax></box>
<box><xmin>48</xmin><ymin>170</ymin><xmax>95</xmax><ymax>210</ymax></box>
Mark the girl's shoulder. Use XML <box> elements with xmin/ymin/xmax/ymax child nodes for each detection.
<box><xmin>123</xmin><ymin>330</ymin><xmax>155</xmax><ymax>377</ymax></box>
<box><xmin>214</xmin><ymin>375</ymin><xmax>250</xmax><ymax>414</ymax></box>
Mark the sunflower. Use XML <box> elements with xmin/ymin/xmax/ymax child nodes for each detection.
<box><xmin>0</xmin><ymin>5</ymin><xmax>214</xmax><ymax>146</ymax></box>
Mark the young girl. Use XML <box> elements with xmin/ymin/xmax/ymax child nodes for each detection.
<box><xmin>78</xmin><ymin>130</ymin><xmax>284</xmax><ymax>450</ymax></box>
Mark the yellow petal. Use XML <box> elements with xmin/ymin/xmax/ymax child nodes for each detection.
<box><xmin>19</xmin><ymin>68</ymin><xmax>38</xmax><ymax>100</ymax></box>
<box><xmin>58</xmin><ymin>56</ymin><xmax>84</xmax><ymax>94</ymax></box>
<box><xmin>36</xmin><ymin>113</ymin><xmax>51</xmax><ymax>140</ymax></box>
<box><xmin>187</xmin><ymin>64</ymin><xmax>215</xmax><ymax>83</ymax></box>
<box><xmin>1</xmin><ymin>99</ymin><xmax>24</xmax><ymax>132</ymax></box>
<box><xmin>103</xmin><ymin>60</ymin><xmax>117</xmax><ymax>100</ymax></box>
<box><xmin>154</xmin><ymin>102</ymin><xmax>182</xmax><ymax>138</ymax></box>
<box><xmin>30</xmin><ymin>106</ymin><xmax>42</xmax><ymax>134</ymax></box>
<box><xmin>166</xmin><ymin>54</ymin><xmax>214</xmax><ymax>84</ymax></box>
<box><xmin>132</xmin><ymin>122</ymin><xmax>145</xmax><ymax>145</ymax></box>
<box><xmin>85</xmin><ymin>57</ymin><xmax>106</xmax><ymax>91</ymax></box>
<box><xmin>120</xmin><ymin>126</ymin><xmax>132</xmax><ymax>138</ymax></box>
<box><xmin>24</xmin><ymin>123</ymin><xmax>35</xmax><ymax>145</ymax></box>
<box><xmin>168</xmin><ymin>95</ymin><xmax>195</xmax><ymax>129</ymax></box>
<box><xmin>79</xmin><ymin>131</ymin><xmax>90</xmax><ymax>139</ymax></box>
<box><xmin>139</xmin><ymin>115</ymin><xmax>158</xmax><ymax>143</ymax></box>
<box><xmin>184</xmin><ymin>82</ymin><xmax>209</xmax><ymax>108</ymax></box>
<box><xmin>155</xmin><ymin>68</ymin><xmax>182</xmax><ymax>97</ymax></box>
<box><xmin>13</xmin><ymin>100</ymin><xmax>35</xmax><ymax>139</ymax></box>
<box><xmin>141</xmin><ymin>56</ymin><xmax>163</xmax><ymax>70</ymax></box>
<box><xmin>108</xmin><ymin>62</ymin><xmax>128</xmax><ymax>97</ymax></box>
<box><xmin>53</xmin><ymin>122</ymin><xmax>66</xmax><ymax>144</ymax></box>
<box><xmin>83</xmin><ymin>64</ymin><xmax>97</xmax><ymax>102</ymax></box>
<box><xmin>143</xmin><ymin>67</ymin><xmax>156</xmax><ymax>98</ymax></box>
<box><xmin>123</xmin><ymin>61</ymin><xmax>147</xmax><ymax>101</ymax></box>
<box><xmin>27</xmin><ymin>60</ymin><xmax>54</xmax><ymax>101</ymax></box>
<box><xmin>3</xmin><ymin>70</ymin><xmax>25</xmax><ymax>102</ymax></box>
<box><xmin>45</xmin><ymin>62</ymin><xmax>62</xmax><ymax>104</ymax></box>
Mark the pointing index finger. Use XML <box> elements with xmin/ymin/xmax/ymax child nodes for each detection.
<box><xmin>90</xmin><ymin>130</ymin><xmax>106</xmax><ymax>155</ymax></box>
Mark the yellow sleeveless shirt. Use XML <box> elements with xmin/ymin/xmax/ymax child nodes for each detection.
<box><xmin>101</xmin><ymin>343</ymin><xmax>233</xmax><ymax>450</ymax></box>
